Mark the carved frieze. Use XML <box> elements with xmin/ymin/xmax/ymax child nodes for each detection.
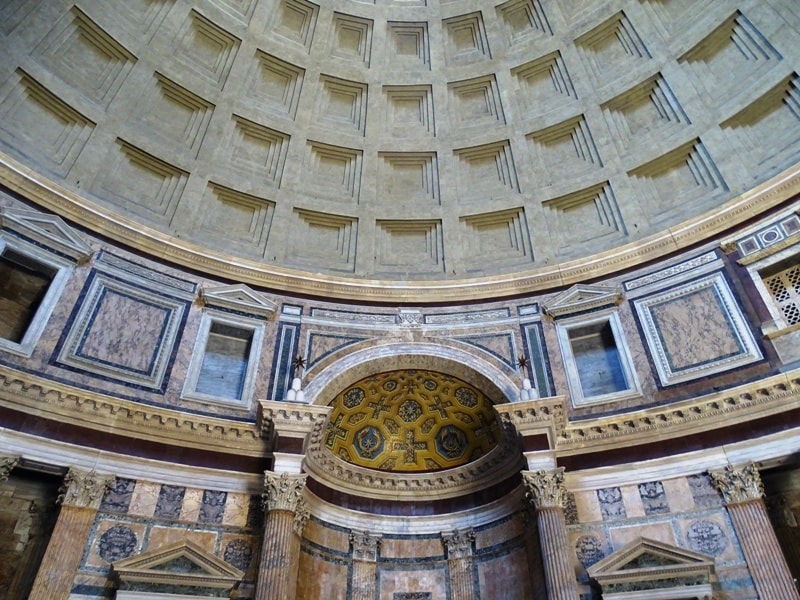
<box><xmin>58</xmin><ymin>468</ymin><xmax>115</xmax><ymax>509</ymax></box>
<box><xmin>263</xmin><ymin>472</ymin><xmax>307</xmax><ymax>513</ymax></box>
<box><xmin>708</xmin><ymin>463</ymin><xmax>764</xmax><ymax>505</ymax></box>
<box><xmin>522</xmin><ymin>468</ymin><xmax>567</xmax><ymax>510</ymax></box>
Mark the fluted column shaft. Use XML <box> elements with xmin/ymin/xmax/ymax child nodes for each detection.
<box><xmin>257</xmin><ymin>509</ymin><xmax>301</xmax><ymax>600</ymax></box>
<box><xmin>255</xmin><ymin>472</ymin><xmax>307</xmax><ymax>600</ymax></box>
<box><xmin>442</xmin><ymin>529</ymin><xmax>476</xmax><ymax>600</ymax></box>
<box><xmin>710</xmin><ymin>463</ymin><xmax>800</xmax><ymax>600</ymax></box>
<box><xmin>523</xmin><ymin>469</ymin><xmax>580</xmax><ymax>600</ymax></box>
<box><xmin>29</xmin><ymin>469</ymin><xmax>113</xmax><ymax>600</ymax></box>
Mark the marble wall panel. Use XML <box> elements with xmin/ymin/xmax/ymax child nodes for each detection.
<box><xmin>608</xmin><ymin>521</ymin><xmax>675</xmax><ymax>549</ymax></box>
<box><xmin>154</xmin><ymin>484</ymin><xmax>186</xmax><ymax>519</ymax></box>
<box><xmin>570</xmin><ymin>530</ymin><xmax>609</xmax><ymax>571</ymax></box>
<box><xmin>478</xmin><ymin>548</ymin><xmax>531</xmax><ymax>599</ymax></box>
<box><xmin>146</xmin><ymin>525</ymin><xmax>217</xmax><ymax>553</ymax></box>
<box><xmin>619</xmin><ymin>484</ymin><xmax>646</xmax><ymax>518</ymax></box>
<box><xmin>297</xmin><ymin>548</ymin><xmax>349</xmax><ymax>600</ymax></box>
<box><xmin>573</xmin><ymin>489</ymin><xmax>603</xmax><ymax>523</ymax></box>
<box><xmin>474</xmin><ymin>514</ymin><xmax>522</xmax><ymax>550</ymax></box>
<box><xmin>661</xmin><ymin>477</ymin><xmax>695</xmax><ymax>513</ymax></box>
<box><xmin>378</xmin><ymin>564</ymin><xmax>447</xmax><ymax>600</ymax></box>
<box><xmin>179</xmin><ymin>487</ymin><xmax>204</xmax><ymax>522</ymax></box>
<box><xmin>678</xmin><ymin>514</ymin><xmax>740</xmax><ymax>563</ymax></box>
<box><xmin>304</xmin><ymin>518</ymin><xmax>350</xmax><ymax>554</ymax></box>
<box><xmin>99</xmin><ymin>477</ymin><xmax>135</xmax><ymax>513</ymax></box>
<box><xmin>222</xmin><ymin>491</ymin><xmax>250</xmax><ymax>527</ymax></box>
<box><xmin>380</xmin><ymin>535</ymin><xmax>444</xmax><ymax>559</ymax></box>
<box><xmin>221</xmin><ymin>533</ymin><xmax>258</xmax><ymax>579</ymax></box>
<box><xmin>127</xmin><ymin>481</ymin><xmax>160</xmax><ymax>518</ymax></box>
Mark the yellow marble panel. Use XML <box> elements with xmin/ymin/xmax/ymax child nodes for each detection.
<box><xmin>127</xmin><ymin>481</ymin><xmax>160</xmax><ymax>517</ymax></box>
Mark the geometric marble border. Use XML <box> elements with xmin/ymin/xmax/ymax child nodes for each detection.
<box><xmin>54</xmin><ymin>270</ymin><xmax>189</xmax><ymax>391</ymax></box>
<box><xmin>633</xmin><ymin>272</ymin><xmax>762</xmax><ymax>386</ymax></box>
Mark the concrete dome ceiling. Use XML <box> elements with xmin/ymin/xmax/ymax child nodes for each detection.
<box><xmin>324</xmin><ymin>370</ymin><xmax>501</xmax><ymax>472</ymax></box>
<box><xmin>0</xmin><ymin>0</ymin><xmax>795</xmax><ymax>300</ymax></box>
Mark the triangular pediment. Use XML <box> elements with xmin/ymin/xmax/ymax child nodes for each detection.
<box><xmin>201</xmin><ymin>284</ymin><xmax>277</xmax><ymax>317</ymax></box>
<box><xmin>0</xmin><ymin>207</ymin><xmax>92</xmax><ymax>262</ymax></box>
<box><xmin>542</xmin><ymin>284</ymin><xmax>622</xmax><ymax>317</ymax></box>
<box><xmin>588</xmin><ymin>538</ymin><xmax>714</xmax><ymax>596</ymax></box>
<box><xmin>112</xmin><ymin>540</ymin><xmax>243</xmax><ymax>590</ymax></box>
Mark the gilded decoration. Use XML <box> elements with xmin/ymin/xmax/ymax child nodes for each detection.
<box><xmin>325</xmin><ymin>370</ymin><xmax>501</xmax><ymax>472</ymax></box>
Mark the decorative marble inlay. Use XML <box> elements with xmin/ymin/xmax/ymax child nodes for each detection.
<box><xmin>685</xmin><ymin>519</ymin><xmax>728</xmax><ymax>556</ymax></box>
<box><xmin>98</xmin><ymin>524</ymin><xmax>138</xmax><ymax>562</ymax></box>
<box><xmin>100</xmin><ymin>477</ymin><xmax>136</xmax><ymax>513</ymax></box>
<box><xmin>597</xmin><ymin>487</ymin><xmax>626</xmax><ymax>520</ymax></box>
<box><xmin>325</xmin><ymin>370</ymin><xmax>500</xmax><ymax>472</ymax></box>
<box><xmin>223</xmin><ymin>538</ymin><xmax>253</xmax><ymax>571</ymax></box>
<box><xmin>708</xmin><ymin>463</ymin><xmax>764</xmax><ymax>505</ymax></box>
<box><xmin>58</xmin><ymin>468</ymin><xmax>114</xmax><ymax>509</ymax></box>
<box><xmin>575</xmin><ymin>534</ymin><xmax>606</xmax><ymax>568</ymax></box>
<box><xmin>638</xmin><ymin>481</ymin><xmax>669</xmax><ymax>515</ymax></box>
<box><xmin>199</xmin><ymin>490</ymin><xmax>227</xmax><ymax>524</ymax></box>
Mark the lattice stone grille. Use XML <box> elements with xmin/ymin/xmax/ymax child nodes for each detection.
<box><xmin>764</xmin><ymin>264</ymin><xmax>800</xmax><ymax>326</ymax></box>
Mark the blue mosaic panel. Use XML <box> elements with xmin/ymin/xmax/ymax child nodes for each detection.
<box><xmin>154</xmin><ymin>485</ymin><xmax>186</xmax><ymax>519</ymax></box>
<box><xmin>687</xmin><ymin>474</ymin><xmax>721</xmax><ymax>508</ymax></box>
<box><xmin>638</xmin><ymin>481</ymin><xmax>669</xmax><ymax>515</ymax></box>
<box><xmin>223</xmin><ymin>538</ymin><xmax>253</xmax><ymax>571</ymax></box>
<box><xmin>575</xmin><ymin>534</ymin><xmax>606</xmax><ymax>568</ymax></box>
<box><xmin>198</xmin><ymin>490</ymin><xmax>227</xmax><ymax>524</ymax></box>
<box><xmin>597</xmin><ymin>487</ymin><xmax>626</xmax><ymax>520</ymax></box>
<box><xmin>100</xmin><ymin>477</ymin><xmax>135</xmax><ymax>513</ymax></box>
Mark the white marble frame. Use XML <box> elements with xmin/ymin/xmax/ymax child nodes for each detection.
<box><xmin>181</xmin><ymin>310</ymin><xmax>265</xmax><ymax>408</ymax></box>
<box><xmin>0</xmin><ymin>234</ymin><xmax>73</xmax><ymax>357</ymax></box>
<box><xmin>554</xmin><ymin>308</ymin><xmax>641</xmax><ymax>407</ymax></box>
<box><xmin>743</xmin><ymin>241</ymin><xmax>800</xmax><ymax>335</ymax></box>
<box><xmin>633</xmin><ymin>271</ymin><xmax>762</xmax><ymax>386</ymax></box>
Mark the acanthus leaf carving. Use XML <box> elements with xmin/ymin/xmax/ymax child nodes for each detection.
<box><xmin>708</xmin><ymin>463</ymin><xmax>763</xmax><ymax>505</ymax></box>
<box><xmin>522</xmin><ymin>468</ymin><xmax>567</xmax><ymax>510</ymax></box>
<box><xmin>263</xmin><ymin>472</ymin><xmax>307</xmax><ymax>513</ymax></box>
<box><xmin>58</xmin><ymin>468</ymin><xmax>114</xmax><ymax>509</ymax></box>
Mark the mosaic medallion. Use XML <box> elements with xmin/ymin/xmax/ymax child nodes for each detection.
<box><xmin>686</xmin><ymin>519</ymin><xmax>728</xmax><ymax>556</ymax></box>
<box><xmin>326</xmin><ymin>370</ymin><xmax>500</xmax><ymax>472</ymax></box>
<box><xmin>98</xmin><ymin>525</ymin><xmax>138</xmax><ymax>562</ymax></box>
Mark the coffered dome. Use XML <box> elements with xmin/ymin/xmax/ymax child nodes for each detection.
<box><xmin>1</xmin><ymin>0</ymin><xmax>797</xmax><ymax>301</ymax></box>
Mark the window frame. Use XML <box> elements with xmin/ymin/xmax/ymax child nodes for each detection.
<box><xmin>554</xmin><ymin>308</ymin><xmax>641</xmax><ymax>406</ymax></box>
<box><xmin>0</xmin><ymin>235</ymin><xmax>72</xmax><ymax>357</ymax></box>
<box><xmin>745</xmin><ymin>242</ymin><xmax>800</xmax><ymax>335</ymax></box>
<box><xmin>182</xmin><ymin>310</ymin><xmax>265</xmax><ymax>407</ymax></box>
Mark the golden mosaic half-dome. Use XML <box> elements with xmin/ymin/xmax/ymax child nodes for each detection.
<box><xmin>324</xmin><ymin>370</ymin><xmax>501</xmax><ymax>473</ymax></box>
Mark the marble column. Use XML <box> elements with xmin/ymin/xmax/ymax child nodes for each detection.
<box><xmin>442</xmin><ymin>529</ymin><xmax>476</xmax><ymax>600</ymax></box>
<box><xmin>523</xmin><ymin>469</ymin><xmax>580</xmax><ymax>600</ymax></box>
<box><xmin>350</xmin><ymin>530</ymin><xmax>381</xmax><ymax>600</ymax></box>
<box><xmin>709</xmin><ymin>463</ymin><xmax>800</xmax><ymax>600</ymax></box>
<box><xmin>29</xmin><ymin>468</ymin><xmax>114</xmax><ymax>600</ymax></box>
<box><xmin>255</xmin><ymin>472</ymin><xmax>308</xmax><ymax>600</ymax></box>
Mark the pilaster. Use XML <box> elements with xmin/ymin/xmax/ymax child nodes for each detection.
<box><xmin>442</xmin><ymin>528</ymin><xmax>476</xmax><ymax>600</ymax></box>
<box><xmin>351</xmin><ymin>530</ymin><xmax>381</xmax><ymax>600</ymax></box>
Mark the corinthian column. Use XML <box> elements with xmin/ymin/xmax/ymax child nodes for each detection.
<box><xmin>523</xmin><ymin>469</ymin><xmax>579</xmax><ymax>600</ymax></box>
<box><xmin>350</xmin><ymin>530</ymin><xmax>381</xmax><ymax>600</ymax></box>
<box><xmin>256</xmin><ymin>472</ymin><xmax>308</xmax><ymax>600</ymax></box>
<box><xmin>29</xmin><ymin>468</ymin><xmax>114</xmax><ymax>600</ymax></box>
<box><xmin>442</xmin><ymin>529</ymin><xmax>476</xmax><ymax>600</ymax></box>
<box><xmin>709</xmin><ymin>463</ymin><xmax>800</xmax><ymax>600</ymax></box>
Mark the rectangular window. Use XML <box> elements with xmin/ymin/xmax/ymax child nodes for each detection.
<box><xmin>568</xmin><ymin>321</ymin><xmax>628</xmax><ymax>397</ymax></box>
<box><xmin>0</xmin><ymin>248</ymin><xmax>57</xmax><ymax>343</ymax></box>
<box><xmin>555</xmin><ymin>310</ymin><xmax>640</xmax><ymax>406</ymax></box>
<box><xmin>194</xmin><ymin>322</ymin><xmax>254</xmax><ymax>400</ymax></box>
<box><xmin>183</xmin><ymin>314</ymin><xmax>264</xmax><ymax>406</ymax></box>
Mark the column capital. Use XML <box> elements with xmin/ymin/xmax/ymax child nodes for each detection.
<box><xmin>293</xmin><ymin>497</ymin><xmax>310</xmax><ymax>536</ymax></box>
<box><xmin>442</xmin><ymin>528</ymin><xmax>475</xmax><ymax>560</ymax></box>
<box><xmin>263</xmin><ymin>471</ymin><xmax>307</xmax><ymax>512</ymax></box>
<box><xmin>351</xmin><ymin>530</ymin><xmax>381</xmax><ymax>562</ymax></box>
<box><xmin>522</xmin><ymin>468</ymin><xmax>567</xmax><ymax>510</ymax></box>
<box><xmin>0</xmin><ymin>455</ymin><xmax>19</xmax><ymax>482</ymax></box>
<box><xmin>58</xmin><ymin>468</ymin><xmax>114</xmax><ymax>509</ymax></box>
<box><xmin>708</xmin><ymin>463</ymin><xmax>764</xmax><ymax>505</ymax></box>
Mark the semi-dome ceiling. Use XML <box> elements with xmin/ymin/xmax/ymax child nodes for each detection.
<box><xmin>0</xmin><ymin>1</ymin><xmax>796</xmax><ymax>300</ymax></box>
<box><xmin>324</xmin><ymin>370</ymin><xmax>501</xmax><ymax>472</ymax></box>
